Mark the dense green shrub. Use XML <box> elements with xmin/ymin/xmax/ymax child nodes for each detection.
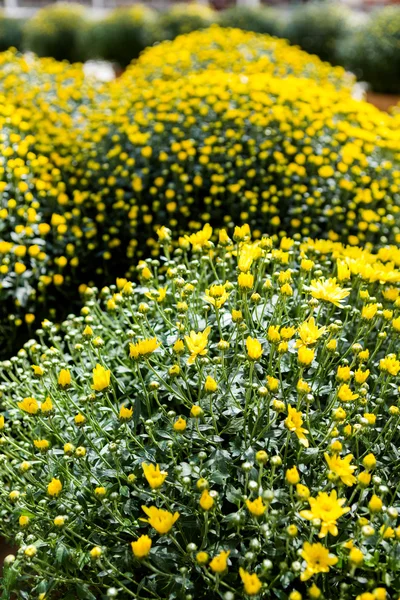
<box><xmin>339</xmin><ymin>7</ymin><xmax>400</xmax><ymax>94</ymax></box>
<box><xmin>0</xmin><ymin>27</ymin><xmax>400</xmax><ymax>360</ymax></box>
<box><xmin>284</xmin><ymin>2</ymin><xmax>352</xmax><ymax>65</ymax></box>
<box><xmin>2</xmin><ymin>227</ymin><xmax>400</xmax><ymax>598</ymax></box>
<box><xmin>219</xmin><ymin>6</ymin><xmax>282</xmax><ymax>36</ymax></box>
<box><xmin>0</xmin><ymin>15</ymin><xmax>25</xmax><ymax>52</ymax></box>
<box><xmin>82</xmin><ymin>5</ymin><xmax>158</xmax><ymax>67</ymax></box>
<box><xmin>23</xmin><ymin>3</ymin><xmax>88</xmax><ymax>63</ymax></box>
<box><xmin>157</xmin><ymin>4</ymin><xmax>216</xmax><ymax>41</ymax></box>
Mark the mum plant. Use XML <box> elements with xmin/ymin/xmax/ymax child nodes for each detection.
<box><xmin>0</xmin><ymin>224</ymin><xmax>400</xmax><ymax>599</ymax></box>
<box><xmin>1</xmin><ymin>28</ymin><xmax>400</xmax><ymax>354</ymax></box>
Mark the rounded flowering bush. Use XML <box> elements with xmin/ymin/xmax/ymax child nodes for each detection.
<box><xmin>0</xmin><ymin>31</ymin><xmax>355</xmax><ymax>350</ymax></box>
<box><xmin>0</xmin><ymin>50</ymin><xmax>105</xmax><ymax>352</ymax></box>
<box><xmin>1</xmin><ymin>28</ymin><xmax>400</xmax><ymax>354</ymax></box>
<box><xmin>126</xmin><ymin>26</ymin><xmax>354</xmax><ymax>87</ymax></box>
<box><xmin>66</xmin><ymin>67</ymin><xmax>400</xmax><ymax>270</ymax></box>
<box><xmin>1</xmin><ymin>224</ymin><xmax>400</xmax><ymax>598</ymax></box>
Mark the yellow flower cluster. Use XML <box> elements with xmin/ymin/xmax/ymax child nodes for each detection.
<box><xmin>0</xmin><ymin>49</ymin><xmax>103</xmax><ymax>350</ymax></box>
<box><xmin>1</xmin><ymin>223</ymin><xmax>400</xmax><ymax>598</ymax></box>
<box><xmin>1</xmin><ymin>29</ymin><xmax>400</xmax><ymax>353</ymax></box>
<box><xmin>127</xmin><ymin>25</ymin><xmax>353</xmax><ymax>87</ymax></box>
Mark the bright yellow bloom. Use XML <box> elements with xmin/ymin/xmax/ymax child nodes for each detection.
<box><xmin>392</xmin><ymin>317</ymin><xmax>400</xmax><ymax>332</ymax></box>
<box><xmin>285</xmin><ymin>406</ymin><xmax>309</xmax><ymax>447</ymax></box>
<box><xmin>361</xmin><ymin>303</ymin><xmax>378</xmax><ymax>320</ymax></box>
<box><xmin>338</xmin><ymin>384</ymin><xmax>359</xmax><ymax>403</ymax></box>
<box><xmin>337</xmin><ymin>260</ymin><xmax>351</xmax><ymax>282</ymax></box>
<box><xmin>173</xmin><ymin>339</ymin><xmax>185</xmax><ymax>354</ymax></box>
<box><xmin>58</xmin><ymin>369</ymin><xmax>71</xmax><ymax>388</ymax></box>
<box><xmin>300</xmin><ymin>542</ymin><xmax>338</xmax><ymax>581</ymax></box>
<box><xmin>231</xmin><ymin>309</ymin><xmax>243</xmax><ymax>323</ymax></box>
<box><xmin>280</xmin><ymin>283</ymin><xmax>293</xmax><ymax>296</ymax></box>
<box><xmin>358</xmin><ymin>471</ymin><xmax>372</xmax><ymax>487</ymax></box>
<box><xmin>286</xmin><ymin>466</ymin><xmax>300</xmax><ymax>485</ymax></box>
<box><xmin>300</xmin><ymin>489</ymin><xmax>349</xmax><ymax>537</ymax></box>
<box><xmin>308</xmin><ymin>583</ymin><xmax>322</xmax><ymax>599</ymax></box>
<box><xmin>280</xmin><ymin>326</ymin><xmax>296</xmax><ymax>340</ymax></box>
<box><xmin>364</xmin><ymin>413</ymin><xmax>376</xmax><ymax>426</ymax></box>
<box><xmin>239</xmin><ymin>567</ymin><xmax>262</xmax><ymax>595</ymax></box>
<box><xmin>146</xmin><ymin>287</ymin><xmax>167</xmax><ymax>303</ymax></box>
<box><xmin>354</xmin><ymin>368</ymin><xmax>370</xmax><ymax>384</ymax></box>
<box><xmin>296</xmin><ymin>317</ymin><xmax>326</xmax><ymax>347</ymax></box>
<box><xmin>336</xmin><ymin>365</ymin><xmax>351</xmax><ymax>382</ymax></box>
<box><xmin>196</xmin><ymin>551</ymin><xmax>209</xmax><ymax>565</ymax></box>
<box><xmin>91</xmin><ymin>364</ymin><xmax>111</xmax><ymax>391</ymax></box>
<box><xmin>238</xmin><ymin>272</ymin><xmax>254</xmax><ymax>289</ymax></box>
<box><xmin>246</xmin><ymin>336</ymin><xmax>263</xmax><ymax>360</ymax></box>
<box><xmin>41</xmin><ymin>397</ymin><xmax>53</xmax><ymax>413</ymax></box>
<box><xmin>141</xmin><ymin>267</ymin><xmax>152</xmax><ymax>281</ymax></box>
<box><xmin>326</xmin><ymin>339</ymin><xmax>337</xmax><ymax>352</ymax></box>
<box><xmin>380</xmin><ymin>354</ymin><xmax>400</xmax><ymax>376</ymax></box>
<box><xmin>190</xmin><ymin>405</ymin><xmax>203</xmax><ymax>417</ymax></box>
<box><xmin>297</xmin><ymin>346</ymin><xmax>315</xmax><ymax>367</ymax></box>
<box><xmin>142</xmin><ymin>463</ymin><xmax>168</xmax><ymax>489</ymax></box>
<box><xmin>157</xmin><ymin>226</ymin><xmax>171</xmax><ymax>243</ymax></box>
<box><xmin>185</xmin><ymin>326</ymin><xmax>211</xmax><ymax>364</ymax></box>
<box><xmin>173</xmin><ymin>417</ymin><xmax>187</xmax><ymax>432</ymax></box>
<box><xmin>34</xmin><ymin>439</ymin><xmax>49</xmax><ymax>451</ymax></box>
<box><xmin>309</xmin><ymin>278</ymin><xmax>350</xmax><ymax>307</ymax></box>
<box><xmin>363</xmin><ymin>453</ymin><xmax>376</xmax><ymax>470</ymax></box>
<box><xmin>19</xmin><ymin>515</ymin><xmax>30</xmax><ymax>528</ymax></box>
<box><xmin>119</xmin><ymin>406</ymin><xmax>133</xmax><ymax>421</ymax></box>
<box><xmin>186</xmin><ymin>223</ymin><xmax>213</xmax><ymax>251</ymax></box>
<box><xmin>90</xmin><ymin>547</ymin><xmax>102</xmax><ymax>559</ymax></box>
<box><xmin>204</xmin><ymin>283</ymin><xmax>230</xmax><ymax>308</ymax></box>
<box><xmin>325</xmin><ymin>453</ymin><xmax>357</xmax><ymax>486</ymax></box>
<box><xmin>141</xmin><ymin>505</ymin><xmax>179</xmax><ymax>534</ymax></box>
<box><xmin>131</xmin><ymin>535</ymin><xmax>152</xmax><ymax>558</ymax></box>
<box><xmin>24</xmin><ymin>545</ymin><xmax>37</xmax><ymax>557</ymax></box>
<box><xmin>368</xmin><ymin>494</ymin><xmax>383</xmax><ymax>513</ymax></box>
<box><xmin>17</xmin><ymin>397</ymin><xmax>39</xmax><ymax>415</ymax></box>
<box><xmin>296</xmin><ymin>484</ymin><xmax>310</xmax><ymax>499</ymax></box>
<box><xmin>47</xmin><ymin>478</ymin><xmax>62</xmax><ymax>497</ymax></box>
<box><xmin>297</xmin><ymin>379</ymin><xmax>311</xmax><ymax>394</ymax></box>
<box><xmin>204</xmin><ymin>375</ymin><xmax>218</xmax><ymax>392</ymax></box>
<box><xmin>246</xmin><ymin>496</ymin><xmax>267</xmax><ymax>516</ymax></box>
<box><xmin>266</xmin><ymin>376</ymin><xmax>279</xmax><ymax>392</ymax></box>
<box><xmin>218</xmin><ymin>228</ymin><xmax>231</xmax><ymax>245</ymax></box>
<box><xmin>234</xmin><ymin>224</ymin><xmax>251</xmax><ymax>241</ymax></box>
<box><xmin>31</xmin><ymin>365</ymin><xmax>44</xmax><ymax>376</ymax></box>
<box><xmin>130</xmin><ymin>338</ymin><xmax>159</xmax><ymax>359</ymax></box>
<box><xmin>349</xmin><ymin>547</ymin><xmax>364</xmax><ymax>566</ymax></box>
<box><xmin>380</xmin><ymin>525</ymin><xmax>394</xmax><ymax>539</ymax></box>
<box><xmin>371</xmin><ymin>589</ymin><xmax>387</xmax><ymax>600</ymax></box>
<box><xmin>301</xmin><ymin>259</ymin><xmax>314</xmax><ymax>272</ymax></box>
<box><xmin>83</xmin><ymin>325</ymin><xmax>93</xmax><ymax>337</ymax></box>
<box><xmin>238</xmin><ymin>242</ymin><xmax>261</xmax><ymax>272</ymax></box>
<box><xmin>209</xmin><ymin>550</ymin><xmax>230</xmax><ymax>573</ymax></box>
<box><xmin>267</xmin><ymin>325</ymin><xmax>281</xmax><ymax>343</ymax></box>
<box><xmin>199</xmin><ymin>489</ymin><xmax>214</xmax><ymax>511</ymax></box>
<box><xmin>15</xmin><ymin>262</ymin><xmax>26</xmax><ymax>275</ymax></box>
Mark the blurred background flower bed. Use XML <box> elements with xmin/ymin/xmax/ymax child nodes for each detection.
<box><xmin>2</xmin><ymin>1</ymin><xmax>400</xmax><ymax>96</ymax></box>
<box><xmin>1</xmin><ymin>25</ymin><xmax>400</xmax><ymax>356</ymax></box>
